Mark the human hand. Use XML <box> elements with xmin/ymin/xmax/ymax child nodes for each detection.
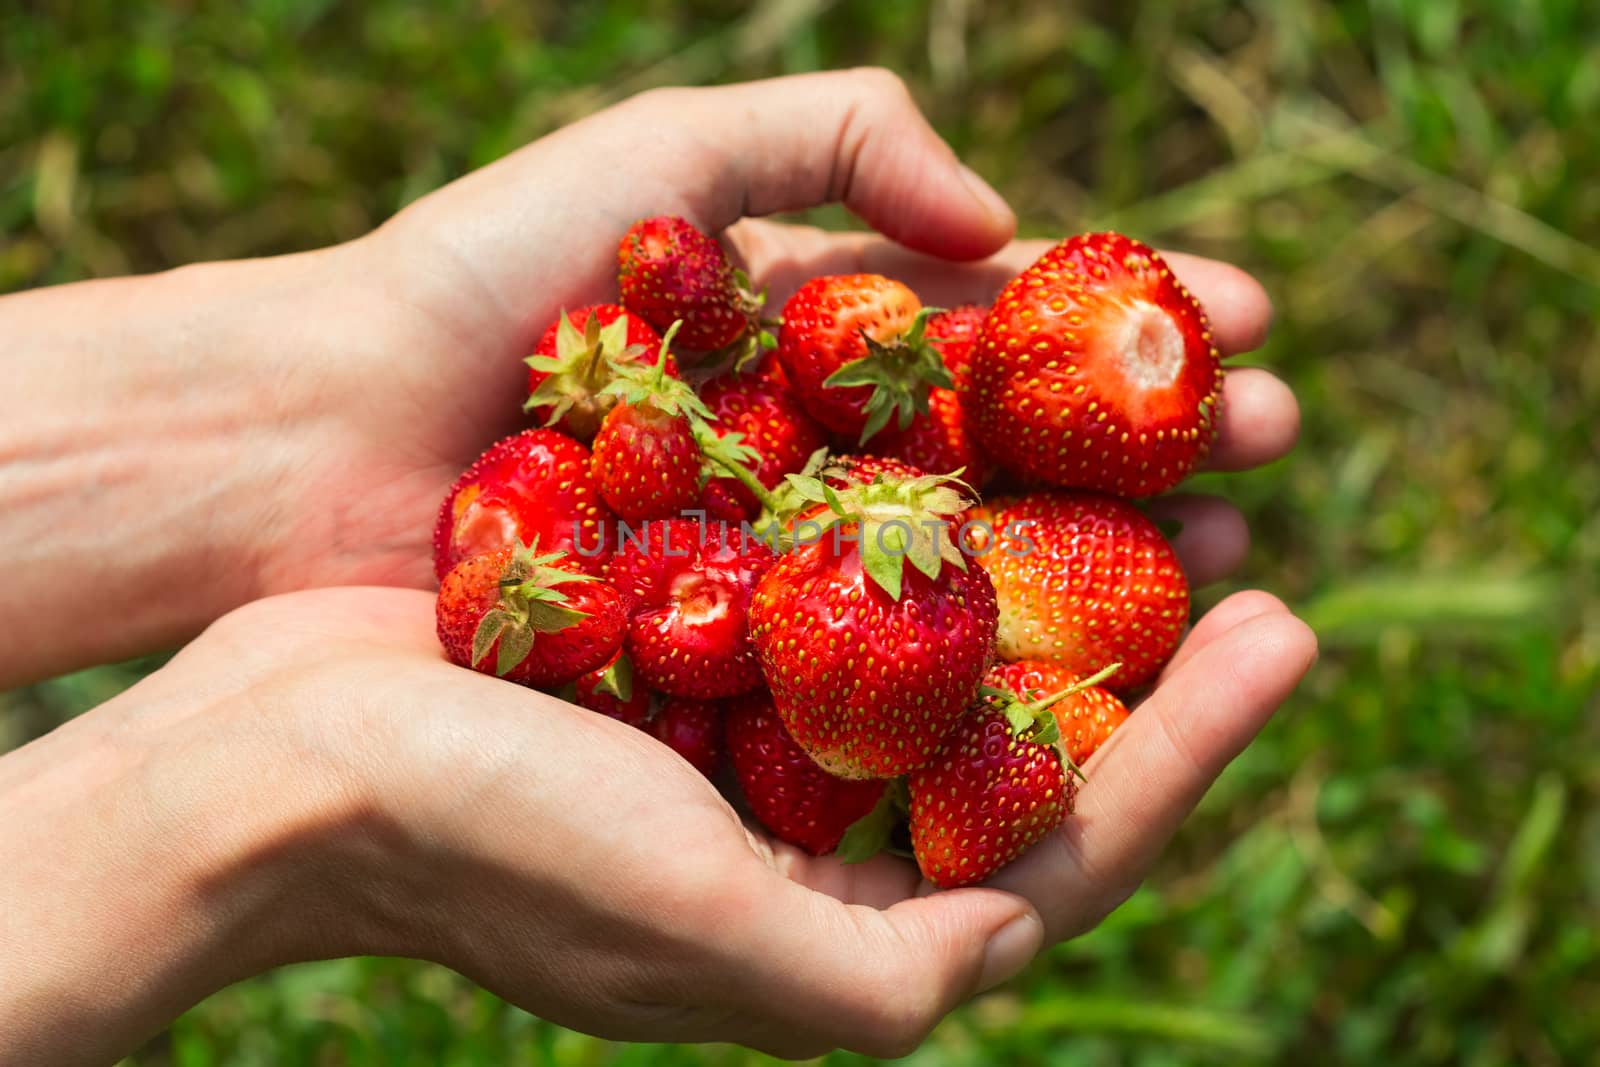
<box><xmin>0</xmin><ymin>584</ymin><xmax>1312</xmax><ymax>1065</ymax></box>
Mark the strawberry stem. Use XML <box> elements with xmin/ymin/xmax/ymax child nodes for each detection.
<box><xmin>1025</xmin><ymin>661</ymin><xmax>1122</xmax><ymax>715</ymax></box>
<box><xmin>692</xmin><ymin>422</ymin><xmax>782</xmax><ymax>514</ymax></box>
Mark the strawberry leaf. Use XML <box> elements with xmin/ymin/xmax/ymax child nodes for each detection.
<box><xmin>494</xmin><ymin>624</ymin><xmax>536</xmax><ymax>677</ymax></box>
<box><xmin>596</xmin><ymin>653</ymin><xmax>633</xmax><ymax>701</ymax></box>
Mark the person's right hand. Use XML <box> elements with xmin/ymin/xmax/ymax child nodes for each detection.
<box><xmin>2</xmin><ymin>584</ymin><xmax>1313</xmax><ymax>1066</ymax></box>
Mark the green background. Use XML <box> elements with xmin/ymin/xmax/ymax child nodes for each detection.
<box><xmin>4</xmin><ymin>1</ymin><xmax>1598</xmax><ymax>1063</ymax></box>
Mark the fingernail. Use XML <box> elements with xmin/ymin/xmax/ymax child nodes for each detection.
<box><xmin>977</xmin><ymin>911</ymin><xmax>1044</xmax><ymax>992</ymax></box>
<box><xmin>957</xmin><ymin>164</ymin><xmax>1014</xmax><ymax>226</ymax></box>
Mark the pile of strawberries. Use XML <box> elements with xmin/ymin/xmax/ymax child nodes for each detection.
<box><xmin>432</xmin><ymin>217</ymin><xmax>1221</xmax><ymax>887</ymax></box>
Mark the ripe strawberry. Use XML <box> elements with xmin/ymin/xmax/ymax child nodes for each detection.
<box><xmin>725</xmin><ymin>692</ymin><xmax>886</xmax><ymax>856</ymax></box>
<box><xmin>568</xmin><ymin>651</ymin><xmax>654</xmax><ymax>728</ymax></box>
<box><xmin>436</xmin><ymin>544</ymin><xmax>625</xmax><ymax>688</ymax></box>
<box><xmin>434</xmin><ymin>429</ymin><xmax>613</xmax><ymax>580</ymax></box>
<box><xmin>649</xmin><ymin>697</ymin><xmax>723</xmax><ymax>779</ymax></box>
<box><xmin>863</xmin><ymin>387</ymin><xmax>992</xmax><ymax>487</ymax></box>
<box><xmin>525</xmin><ymin>305</ymin><xmax>672</xmax><ymax>441</ymax></box>
<box><xmin>697</xmin><ymin>371</ymin><xmax>829</xmax><ymax>518</ymax></box>
<box><xmin>966</xmin><ymin>491</ymin><xmax>1188</xmax><ymax>692</ymax></box>
<box><xmin>928</xmin><ymin>304</ymin><xmax>988</xmax><ymax>393</ymax></box>
<box><xmin>589</xmin><ymin>323</ymin><xmax>753</xmax><ymax>522</ymax></box>
<box><xmin>907</xmin><ymin>667</ymin><xmax>1116</xmax><ymax>888</ymax></box>
<box><xmin>968</xmin><ymin>232</ymin><xmax>1223</xmax><ymax>496</ymax></box>
<box><xmin>776</xmin><ymin>274</ymin><xmax>951</xmax><ymax>442</ymax></box>
<box><xmin>618</xmin><ymin>215</ymin><xmax>764</xmax><ymax>355</ymax></box>
<box><xmin>604</xmin><ymin>518</ymin><xmax>776</xmax><ymax>699</ymax></box>
<box><xmin>748</xmin><ymin>471</ymin><xmax>998</xmax><ymax>779</ymax></box>
<box><xmin>983</xmin><ymin>660</ymin><xmax>1130</xmax><ymax>764</ymax></box>
<box><xmin>693</xmin><ymin>479</ymin><xmax>747</xmax><ymax>523</ymax></box>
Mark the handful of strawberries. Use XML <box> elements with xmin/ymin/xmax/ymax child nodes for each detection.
<box><xmin>432</xmin><ymin>216</ymin><xmax>1221</xmax><ymax>887</ymax></box>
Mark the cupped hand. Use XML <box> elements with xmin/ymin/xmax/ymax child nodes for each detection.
<box><xmin>287</xmin><ymin>67</ymin><xmax>1295</xmax><ymax>595</ymax></box>
<box><xmin>118</xmin><ymin>583</ymin><xmax>1309</xmax><ymax>1061</ymax></box>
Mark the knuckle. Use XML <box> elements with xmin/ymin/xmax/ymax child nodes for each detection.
<box><xmin>848</xmin><ymin>65</ymin><xmax>912</xmax><ymax>104</ymax></box>
<box><xmin>846</xmin><ymin>962</ymin><xmax>943</xmax><ymax>1057</ymax></box>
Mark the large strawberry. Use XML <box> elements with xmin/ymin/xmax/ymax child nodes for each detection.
<box><xmin>748</xmin><ymin>471</ymin><xmax>998</xmax><ymax>779</ymax></box>
<box><xmin>604</xmin><ymin>518</ymin><xmax>775</xmax><ymax>699</ymax></box>
<box><xmin>434</xmin><ymin>428</ymin><xmax>613</xmax><ymax>579</ymax></box>
<box><xmin>725</xmin><ymin>692</ymin><xmax>885</xmax><ymax>856</ymax></box>
<box><xmin>966</xmin><ymin>491</ymin><xmax>1188</xmax><ymax>692</ymax></box>
<box><xmin>618</xmin><ymin>215</ymin><xmax>766</xmax><ymax>358</ymax></box>
<box><xmin>525</xmin><ymin>305</ymin><xmax>671</xmax><ymax>441</ymax></box>
<box><xmin>968</xmin><ymin>232</ymin><xmax>1223</xmax><ymax>497</ymax></box>
<box><xmin>907</xmin><ymin>663</ymin><xmax>1116</xmax><ymax>887</ymax></box>
<box><xmin>649</xmin><ymin>697</ymin><xmax>723</xmax><ymax>779</ymax></box>
<box><xmin>697</xmin><ymin>370</ymin><xmax>829</xmax><ymax>518</ymax></box>
<box><xmin>984</xmin><ymin>660</ymin><xmax>1130</xmax><ymax>764</ymax></box>
<box><xmin>589</xmin><ymin>324</ymin><xmax>756</xmax><ymax>522</ymax></box>
<box><xmin>436</xmin><ymin>544</ymin><xmax>625</xmax><ymax>688</ymax></box>
<box><xmin>776</xmin><ymin>274</ymin><xmax>950</xmax><ymax>442</ymax></box>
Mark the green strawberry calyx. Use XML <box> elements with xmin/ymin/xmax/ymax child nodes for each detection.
<box><xmin>836</xmin><ymin>778</ymin><xmax>910</xmax><ymax>864</ymax></box>
<box><xmin>978</xmin><ymin>661</ymin><xmax>1122</xmax><ymax>781</ymax></box>
<box><xmin>822</xmin><ymin>306</ymin><xmax>952</xmax><ymax>444</ymax></box>
<box><xmin>779</xmin><ymin>468</ymin><xmax>974</xmax><ymax>600</ymax></box>
<box><xmin>524</xmin><ymin>310</ymin><xmax>649</xmax><ymax>437</ymax></box>
<box><xmin>471</xmin><ymin>540</ymin><xmax>600</xmax><ymax>677</ymax></box>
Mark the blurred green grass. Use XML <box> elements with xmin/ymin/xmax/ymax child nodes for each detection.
<box><xmin>4</xmin><ymin>0</ymin><xmax>1598</xmax><ymax>1064</ymax></box>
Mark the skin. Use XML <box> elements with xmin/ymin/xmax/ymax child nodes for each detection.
<box><xmin>0</xmin><ymin>69</ymin><xmax>1314</xmax><ymax>1063</ymax></box>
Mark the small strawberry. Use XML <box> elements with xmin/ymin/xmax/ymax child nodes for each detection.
<box><xmin>748</xmin><ymin>470</ymin><xmax>998</xmax><ymax>779</ymax></box>
<box><xmin>927</xmin><ymin>304</ymin><xmax>988</xmax><ymax>393</ymax></box>
<box><xmin>590</xmin><ymin>323</ymin><xmax>758</xmax><ymax>522</ymax></box>
<box><xmin>618</xmin><ymin>215</ymin><xmax>767</xmax><ymax>358</ymax></box>
<box><xmin>525</xmin><ymin>305</ymin><xmax>672</xmax><ymax>441</ymax></box>
<box><xmin>693</xmin><ymin>478</ymin><xmax>748</xmax><ymax>523</ymax></box>
<box><xmin>863</xmin><ymin>387</ymin><xmax>992</xmax><ymax>487</ymax></box>
<box><xmin>968</xmin><ymin>232</ymin><xmax>1223</xmax><ymax>497</ymax></box>
<box><xmin>697</xmin><ymin>370</ymin><xmax>829</xmax><ymax>518</ymax></box>
<box><xmin>725</xmin><ymin>691</ymin><xmax>886</xmax><ymax>856</ymax></box>
<box><xmin>965</xmin><ymin>491</ymin><xmax>1188</xmax><ymax>692</ymax></box>
<box><xmin>568</xmin><ymin>650</ymin><xmax>654</xmax><ymax>729</ymax></box>
<box><xmin>434</xmin><ymin>428</ymin><xmax>613</xmax><ymax>579</ymax></box>
<box><xmin>908</xmin><ymin>663</ymin><xmax>1117</xmax><ymax>887</ymax></box>
<box><xmin>604</xmin><ymin>518</ymin><xmax>776</xmax><ymax>699</ymax></box>
<box><xmin>436</xmin><ymin>544</ymin><xmax>625</xmax><ymax>689</ymax></box>
<box><xmin>776</xmin><ymin>274</ymin><xmax>951</xmax><ymax>442</ymax></box>
<box><xmin>983</xmin><ymin>660</ymin><xmax>1130</xmax><ymax>764</ymax></box>
<box><xmin>649</xmin><ymin>697</ymin><xmax>723</xmax><ymax>779</ymax></box>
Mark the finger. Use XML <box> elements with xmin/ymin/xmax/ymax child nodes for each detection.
<box><xmin>1147</xmin><ymin>494</ymin><xmax>1249</xmax><ymax>587</ymax></box>
<box><xmin>1204</xmin><ymin>367</ymin><xmax>1301</xmax><ymax>471</ymax></box>
<box><xmin>726</xmin><ymin>221</ymin><xmax>1274</xmax><ymax>356</ymax></box>
<box><xmin>986</xmin><ymin>607</ymin><xmax>1316</xmax><ymax>943</ymax></box>
<box><xmin>703</xmin><ymin>873</ymin><xmax>1040</xmax><ymax>1058</ymax></box>
<box><xmin>1159</xmin><ymin>589</ymin><xmax>1293</xmax><ymax>680</ymax></box>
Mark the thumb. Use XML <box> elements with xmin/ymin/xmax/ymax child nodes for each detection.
<box><xmin>706</xmin><ymin>874</ymin><xmax>1042</xmax><ymax>1059</ymax></box>
<box><xmin>658</xmin><ymin>68</ymin><xmax>1016</xmax><ymax>260</ymax></box>
<box><xmin>389</xmin><ymin>70</ymin><xmax>1014</xmax><ymax>335</ymax></box>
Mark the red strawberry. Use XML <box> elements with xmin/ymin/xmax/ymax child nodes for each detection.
<box><xmin>589</xmin><ymin>323</ymin><xmax>746</xmax><ymax>522</ymax></box>
<box><xmin>569</xmin><ymin>651</ymin><xmax>654</xmax><ymax>728</ymax></box>
<box><xmin>525</xmin><ymin>305</ymin><xmax>672</xmax><ymax>441</ymax></box>
<box><xmin>725</xmin><ymin>692</ymin><xmax>885</xmax><ymax>856</ymax></box>
<box><xmin>863</xmin><ymin>387</ymin><xmax>992</xmax><ymax>487</ymax></box>
<box><xmin>649</xmin><ymin>697</ymin><xmax>723</xmax><ymax>779</ymax></box>
<box><xmin>966</xmin><ymin>491</ymin><xmax>1188</xmax><ymax>692</ymax></box>
<box><xmin>906</xmin><ymin>667</ymin><xmax>1117</xmax><ymax>888</ymax></box>
<box><xmin>969</xmin><ymin>232</ymin><xmax>1223</xmax><ymax>497</ymax></box>
<box><xmin>436</xmin><ymin>544</ymin><xmax>625</xmax><ymax>689</ymax></box>
<box><xmin>434</xmin><ymin>429</ymin><xmax>613</xmax><ymax>579</ymax></box>
<box><xmin>604</xmin><ymin>518</ymin><xmax>775</xmax><ymax>699</ymax></box>
<box><xmin>928</xmin><ymin>304</ymin><xmax>988</xmax><ymax>393</ymax></box>
<box><xmin>748</xmin><ymin>471</ymin><xmax>998</xmax><ymax>779</ymax></box>
<box><xmin>697</xmin><ymin>371</ymin><xmax>829</xmax><ymax>518</ymax></box>
<box><xmin>983</xmin><ymin>660</ymin><xmax>1130</xmax><ymax>764</ymax></box>
<box><xmin>776</xmin><ymin>274</ymin><xmax>950</xmax><ymax>442</ymax></box>
<box><xmin>618</xmin><ymin>215</ymin><xmax>764</xmax><ymax>355</ymax></box>
<box><xmin>693</xmin><ymin>479</ymin><xmax>747</xmax><ymax>523</ymax></box>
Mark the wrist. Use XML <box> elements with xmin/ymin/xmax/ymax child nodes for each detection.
<box><xmin>0</xmin><ymin>647</ymin><xmax>408</xmax><ymax>1063</ymax></box>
